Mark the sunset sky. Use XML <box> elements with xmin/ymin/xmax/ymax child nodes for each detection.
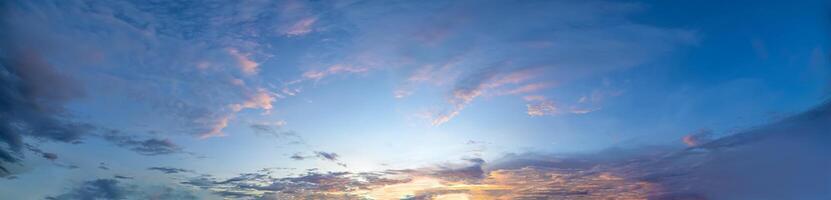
<box><xmin>1</xmin><ymin>0</ymin><xmax>829</xmax><ymax>199</ymax></box>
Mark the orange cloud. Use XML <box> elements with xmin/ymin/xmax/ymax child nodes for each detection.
<box><xmin>231</xmin><ymin>89</ymin><xmax>275</xmax><ymax>112</ymax></box>
<box><xmin>201</xmin><ymin>89</ymin><xmax>275</xmax><ymax>138</ymax></box>
<box><xmin>682</xmin><ymin>129</ymin><xmax>714</xmax><ymax>147</ymax></box>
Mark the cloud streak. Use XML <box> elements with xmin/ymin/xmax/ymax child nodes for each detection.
<box><xmin>100</xmin><ymin>130</ymin><xmax>184</xmax><ymax>156</ymax></box>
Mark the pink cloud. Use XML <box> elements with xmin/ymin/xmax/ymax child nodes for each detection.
<box><xmin>228</xmin><ymin>48</ymin><xmax>259</xmax><ymax>75</ymax></box>
<box><xmin>502</xmin><ymin>82</ymin><xmax>551</xmax><ymax>95</ymax></box>
<box><xmin>284</xmin><ymin>17</ymin><xmax>317</xmax><ymax>36</ymax></box>
<box><xmin>486</xmin><ymin>69</ymin><xmax>538</xmax><ymax>87</ymax></box>
<box><xmin>682</xmin><ymin>130</ymin><xmax>714</xmax><ymax>147</ymax></box>
<box><xmin>201</xmin><ymin>89</ymin><xmax>276</xmax><ymax>138</ymax></box>
<box><xmin>231</xmin><ymin>88</ymin><xmax>275</xmax><ymax>112</ymax></box>
<box><xmin>200</xmin><ymin>116</ymin><xmax>230</xmax><ymax>139</ymax></box>
<box><xmin>431</xmin><ymin>68</ymin><xmax>542</xmax><ymax>126</ymax></box>
<box><xmin>523</xmin><ymin>95</ymin><xmax>547</xmax><ymax>101</ymax></box>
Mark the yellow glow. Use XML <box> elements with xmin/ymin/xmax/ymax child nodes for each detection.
<box><xmin>334</xmin><ymin>168</ymin><xmax>651</xmax><ymax>200</ymax></box>
<box><xmin>434</xmin><ymin>193</ymin><xmax>470</xmax><ymax>200</ymax></box>
<box><xmin>363</xmin><ymin>177</ymin><xmax>445</xmax><ymax>199</ymax></box>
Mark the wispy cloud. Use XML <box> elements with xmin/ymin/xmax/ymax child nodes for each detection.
<box><xmin>432</xmin><ymin>67</ymin><xmax>540</xmax><ymax>125</ymax></box>
<box><xmin>202</xmin><ymin>88</ymin><xmax>276</xmax><ymax>138</ymax></box>
<box><xmin>681</xmin><ymin>129</ymin><xmax>714</xmax><ymax>147</ymax></box>
<box><xmin>148</xmin><ymin>167</ymin><xmax>193</xmax><ymax>174</ymax></box>
<box><xmin>301</xmin><ymin>64</ymin><xmax>371</xmax><ymax>82</ymax></box>
<box><xmin>228</xmin><ymin>48</ymin><xmax>259</xmax><ymax>75</ymax></box>
<box><xmin>230</xmin><ymin>88</ymin><xmax>275</xmax><ymax>112</ymax></box>
<box><xmin>100</xmin><ymin>130</ymin><xmax>184</xmax><ymax>156</ymax></box>
<box><xmin>527</xmin><ymin>100</ymin><xmax>559</xmax><ymax>116</ymax></box>
<box><xmin>284</xmin><ymin>17</ymin><xmax>317</xmax><ymax>36</ymax></box>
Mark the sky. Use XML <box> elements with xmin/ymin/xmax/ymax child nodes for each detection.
<box><xmin>0</xmin><ymin>0</ymin><xmax>829</xmax><ymax>199</ymax></box>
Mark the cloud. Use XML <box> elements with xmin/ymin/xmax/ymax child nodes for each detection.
<box><xmin>314</xmin><ymin>151</ymin><xmax>339</xmax><ymax>162</ymax></box>
<box><xmin>228</xmin><ymin>48</ymin><xmax>259</xmax><ymax>75</ymax></box>
<box><xmin>198</xmin><ymin>116</ymin><xmax>231</xmax><ymax>139</ymax></box>
<box><xmin>287</xmin><ymin>151</ymin><xmax>346</xmax><ymax>167</ymax></box>
<box><xmin>352</xmin><ymin>0</ymin><xmax>692</xmax><ymax>125</ymax></box>
<box><xmin>522</xmin><ymin>94</ymin><xmax>605</xmax><ymax>116</ymax></box>
<box><xmin>100</xmin><ymin>130</ymin><xmax>183</xmax><ymax>156</ymax></box>
<box><xmin>177</xmin><ymin>169</ymin><xmax>404</xmax><ymax>199</ymax></box>
<box><xmin>147</xmin><ymin>167</ymin><xmax>192</xmax><ymax>174</ymax></box>
<box><xmin>526</xmin><ymin>100</ymin><xmax>559</xmax><ymax>116</ymax></box>
<box><xmin>289</xmin><ymin>153</ymin><xmax>305</xmax><ymax>161</ymax></box>
<box><xmin>283</xmin><ymin>17</ymin><xmax>317</xmax><ymax>36</ymax></box>
<box><xmin>25</xmin><ymin>144</ymin><xmax>59</xmax><ymax>161</ymax></box>
<box><xmin>0</xmin><ymin>46</ymin><xmax>90</xmax><ymax>171</ymax></box>
<box><xmin>249</xmin><ymin>120</ymin><xmax>287</xmax><ymax>133</ymax></box>
<box><xmin>681</xmin><ymin>129</ymin><xmax>714</xmax><ymax>147</ymax></box>
<box><xmin>0</xmin><ymin>0</ymin><xmax>295</xmax><ymax>142</ymax></box>
<box><xmin>202</xmin><ymin>89</ymin><xmax>277</xmax><ymax>138</ymax></box>
<box><xmin>42</xmin><ymin>152</ymin><xmax>59</xmax><ymax>161</ymax></box>
<box><xmin>46</xmin><ymin>179</ymin><xmax>131</xmax><ymax>200</ymax></box>
<box><xmin>47</xmin><ymin>178</ymin><xmax>199</xmax><ymax>200</ymax></box>
<box><xmin>431</xmin><ymin>67</ymin><xmax>551</xmax><ymax>125</ymax></box>
<box><xmin>523</xmin><ymin>95</ymin><xmax>547</xmax><ymax>101</ymax></box>
<box><xmin>230</xmin><ymin>88</ymin><xmax>275</xmax><ymax>112</ymax></box>
<box><xmin>301</xmin><ymin>64</ymin><xmax>371</xmax><ymax>82</ymax></box>
<box><xmin>500</xmin><ymin>82</ymin><xmax>552</xmax><ymax>95</ymax></box>
<box><xmin>591</xmin><ymin>101</ymin><xmax>831</xmax><ymax>199</ymax></box>
<box><xmin>98</xmin><ymin>162</ymin><xmax>110</xmax><ymax>170</ymax></box>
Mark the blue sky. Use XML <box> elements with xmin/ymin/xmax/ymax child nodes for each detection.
<box><xmin>0</xmin><ymin>0</ymin><xmax>829</xmax><ymax>199</ymax></box>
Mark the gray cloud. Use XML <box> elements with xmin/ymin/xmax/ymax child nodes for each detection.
<box><xmin>148</xmin><ymin>167</ymin><xmax>192</xmax><ymax>174</ymax></box>
<box><xmin>314</xmin><ymin>151</ymin><xmax>339</xmax><ymax>162</ymax></box>
<box><xmin>682</xmin><ymin>129</ymin><xmax>714</xmax><ymax>147</ymax></box>
<box><xmin>289</xmin><ymin>151</ymin><xmax>346</xmax><ymax>167</ymax></box>
<box><xmin>1</xmin><ymin>3</ymin><xmax>93</xmax><ymax>170</ymax></box>
<box><xmin>178</xmin><ymin>170</ymin><xmax>402</xmax><ymax>199</ymax></box>
<box><xmin>100</xmin><ymin>130</ymin><xmax>183</xmax><ymax>156</ymax></box>
<box><xmin>289</xmin><ymin>153</ymin><xmax>305</xmax><ymax>161</ymax></box>
<box><xmin>46</xmin><ymin>179</ymin><xmax>131</xmax><ymax>200</ymax></box>
<box><xmin>0</xmin><ymin>46</ymin><xmax>90</xmax><ymax>175</ymax></box>
<box><xmin>47</xmin><ymin>178</ymin><xmax>199</xmax><ymax>200</ymax></box>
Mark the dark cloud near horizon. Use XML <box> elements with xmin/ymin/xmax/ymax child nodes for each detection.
<box><xmin>46</xmin><ymin>179</ymin><xmax>131</xmax><ymax>200</ymax></box>
<box><xmin>179</xmin><ymin>170</ymin><xmax>406</xmax><ymax>199</ymax></box>
<box><xmin>46</xmin><ymin>178</ymin><xmax>198</xmax><ymax>200</ymax></box>
<box><xmin>462</xmin><ymin>101</ymin><xmax>831</xmax><ymax>199</ymax></box>
<box><xmin>584</xmin><ymin>100</ymin><xmax>831</xmax><ymax>199</ymax></box>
